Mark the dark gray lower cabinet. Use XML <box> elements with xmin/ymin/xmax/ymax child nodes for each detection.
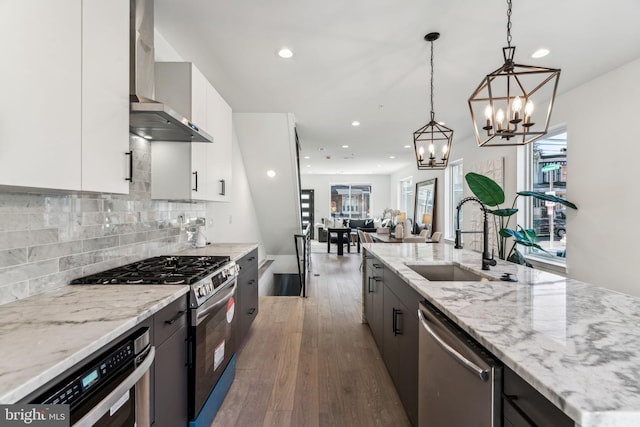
<box><xmin>364</xmin><ymin>252</ymin><xmax>419</xmax><ymax>426</ymax></box>
<box><xmin>153</xmin><ymin>296</ymin><xmax>188</xmax><ymax>427</ymax></box>
<box><xmin>503</xmin><ymin>366</ymin><xmax>573</xmax><ymax>427</ymax></box>
<box><xmin>237</xmin><ymin>249</ymin><xmax>259</xmax><ymax>347</ymax></box>
<box><xmin>364</xmin><ymin>256</ymin><xmax>384</xmax><ymax>349</ymax></box>
<box><xmin>382</xmin><ymin>269</ymin><xmax>420</xmax><ymax>427</ymax></box>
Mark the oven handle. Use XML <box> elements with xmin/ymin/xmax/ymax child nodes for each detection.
<box><xmin>194</xmin><ymin>280</ymin><xmax>237</xmax><ymax>326</ymax></box>
<box><xmin>73</xmin><ymin>346</ymin><xmax>155</xmax><ymax>427</ymax></box>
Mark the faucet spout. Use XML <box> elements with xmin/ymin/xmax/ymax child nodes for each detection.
<box><xmin>454</xmin><ymin>197</ymin><xmax>496</xmax><ymax>270</ymax></box>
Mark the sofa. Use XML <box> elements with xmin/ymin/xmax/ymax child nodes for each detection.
<box><xmin>317</xmin><ymin>218</ymin><xmax>377</xmax><ymax>242</ymax></box>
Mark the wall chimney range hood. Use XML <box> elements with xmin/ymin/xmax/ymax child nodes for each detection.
<box><xmin>129</xmin><ymin>0</ymin><xmax>212</xmax><ymax>143</ymax></box>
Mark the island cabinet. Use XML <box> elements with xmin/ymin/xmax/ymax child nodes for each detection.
<box><xmin>364</xmin><ymin>256</ymin><xmax>385</xmax><ymax>349</ymax></box>
<box><xmin>236</xmin><ymin>249</ymin><xmax>259</xmax><ymax>347</ymax></box>
<box><xmin>0</xmin><ymin>0</ymin><xmax>130</xmax><ymax>194</ymax></box>
<box><xmin>152</xmin><ymin>295</ymin><xmax>189</xmax><ymax>427</ymax></box>
<box><xmin>363</xmin><ymin>253</ymin><xmax>420</xmax><ymax>427</ymax></box>
<box><xmin>382</xmin><ymin>268</ymin><xmax>420</xmax><ymax>427</ymax></box>
<box><xmin>503</xmin><ymin>365</ymin><xmax>573</xmax><ymax>427</ymax></box>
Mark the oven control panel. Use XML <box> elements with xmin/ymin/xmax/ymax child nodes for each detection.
<box><xmin>38</xmin><ymin>337</ymin><xmax>136</xmax><ymax>407</ymax></box>
<box><xmin>192</xmin><ymin>261</ymin><xmax>238</xmax><ymax>305</ymax></box>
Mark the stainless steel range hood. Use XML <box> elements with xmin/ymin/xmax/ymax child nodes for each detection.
<box><xmin>129</xmin><ymin>0</ymin><xmax>212</xmax><ymax>143</ymax></box>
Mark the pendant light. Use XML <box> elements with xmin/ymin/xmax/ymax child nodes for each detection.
<box><xmin>413</xmin><ymin>32</ymin><xmax>453</xmax><ymax>170</ymax></box>
<box><xmin>468</xmin><ymin>0</ymin><xmax>561</xmax><ymax>147</ymax></box>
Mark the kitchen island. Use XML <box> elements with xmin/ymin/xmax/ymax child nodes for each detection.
<box><xmin>362</xmin><ymin>242</ymin><xmax>640</xmax><ymax>427</ymax></box>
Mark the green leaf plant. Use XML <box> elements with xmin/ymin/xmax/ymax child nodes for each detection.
<box><xmin>464</xmin><ymin>172</ymin><xmax>578</xmax><ymax>264</ymax></box>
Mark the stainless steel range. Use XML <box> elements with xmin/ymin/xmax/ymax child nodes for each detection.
<box><xmin>71</xmin><ymin>255</ymin><xmax>239</xmax><ymax>426</ymax></box>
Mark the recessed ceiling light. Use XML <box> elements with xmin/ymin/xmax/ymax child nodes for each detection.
<box><xmin>277</xmin><ymin>47</ymin><xmax>294</xmax><ymax>59</ymax></box>
<box><xmin>404</xmin><ymin>145</ymin><xmax>411</xmax><ymax>149</ymax></box>
<box><xmin>389</xmin><ymin>156</ymin><xmax>396</xmax><ymax>159</ymax></box>
<box><xmin>267</xmin><ymin>170</ymin><xmax>276</xmax><ymax>177</ymax></box>
<box><xmin>437</xmin><ymin>121</ymin><xmax>445</xmax><ymax>125</ymax></box>
<box><xmin>303</xmin><ymin>155</ymin><xmax>310</xmax><ymax>159</ymax></box>
<box><xmin>142</xmin><ymin>135</ymin><xmax>152</xmax><ymax>140</ymax></box>
<box><xmin>342</xmin><ymin>145</ymin><xmax>349</xmax><ymax>148</ymax></box>
<box><xmin>351</xmin><ymin>121</ymin><xmax>360</xmax><ymax>126</ymax></box>
<box><xmin>531</xmin><ymin>48</ymin><xmax>550</xmax><ymax>59</ymax></box>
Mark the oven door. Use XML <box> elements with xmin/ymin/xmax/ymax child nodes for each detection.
<box><xmin>190</xmin><ymin>278</ymin><xmax>237</xmax><ymax>419</ymax></box>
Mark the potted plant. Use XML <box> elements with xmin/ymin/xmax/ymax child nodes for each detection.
<box><xmin>464</xmin><ymin>172</ymin><xmax>577</xmax><ymax>264</ymax></box>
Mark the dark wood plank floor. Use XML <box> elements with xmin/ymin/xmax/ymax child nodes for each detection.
<box><xmin>212</xmin><ymin>246</ymin><xmax>411</xmax><ymax>427</ymax></box>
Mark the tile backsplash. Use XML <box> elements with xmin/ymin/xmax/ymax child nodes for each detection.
<box><xmin>0</xmin><ymin>137</ymin><xmax>207</xmax><ymax>306</ymax></box>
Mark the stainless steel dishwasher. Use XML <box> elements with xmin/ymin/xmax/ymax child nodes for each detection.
<box><xmin>417</xmin><ymin>301</ymin><xmax>502</xmax><ymax>427</ymax></box>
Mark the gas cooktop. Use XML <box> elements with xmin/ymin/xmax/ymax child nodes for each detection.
<box><xmin>71</xmin><ymin>255</ymin><xmax>231</xmax><ymax>285</ymax></box>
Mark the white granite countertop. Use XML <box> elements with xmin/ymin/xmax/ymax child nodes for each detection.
<box><xmin>0</xmin><ymin>284</ymin><xmax>188</xmax><ymax>404</ymax></box>
<box><xmin>178</xmin><ymin>243</ymin><xmax>258</xmax><ymax>261</ymax></box>
<box><xmin>363</xmin><ymin>243</ymin><xmax>640</xmax><ymax>427</ymax></box>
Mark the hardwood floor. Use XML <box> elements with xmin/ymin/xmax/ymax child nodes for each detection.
<box><xmin>212</xmin><ymin>247</ymin><xmax>411</xmax><ymax>427</ymax></box>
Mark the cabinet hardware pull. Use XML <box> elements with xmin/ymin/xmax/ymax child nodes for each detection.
<box><xmin>248</xmin><ymin>308</ymin><xmax>256</xmax><ymax>314</ymax></box>
<box><xmin>502</xmin><ymin>393</ymin><xmax>537</xmax><ymax>426</ymax></box>
<box><xmin>125</xmin><ymin>151</ymin><xmax>133</xmax><ymax>182</ymax></box>
<box><xmin>192</xmin><ymin>171</ymin><xmax>198</xmax><ymax>192</ymax></box>
<box><xmin>164</xmin><ymin>310</ymin><xmax>186</xmax><ymax>325</ymax></box>
<box><xmin>248</xmin><ymin>280</ymin><xmax>256</xmax><ymax>285</ymax></box>
<box><xmin>373</xmin><ymin>263</ymin><xmax>382</xmax><ymax>269</ymax></box>
<box><xmin>219</xmin><ymin>179</ymin><xmax>226</xmax><ymax>195</ymax></box>
<box><xmin>393</xmin><ymin>308</ymin><xmax>403</xmax><ymax>335</ymax></box>
<box><xmin>417</xmin><ymin>309</ymin><xmax>489</xmax><ymax>381</ymax></box>
<box><xmin>368</xmin><ymin>277</ymin><xmax>373</xmax><ymax>293</ymax></box>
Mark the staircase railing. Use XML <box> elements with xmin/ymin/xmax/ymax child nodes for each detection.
<box><xmin>294</xmin><ymin>223</ymin><xmax>312</xmax><ymax>297</ymax></box>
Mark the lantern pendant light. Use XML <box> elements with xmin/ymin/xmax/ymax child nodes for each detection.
<box><xmin>413</xmin><ymin>32</ymin><xmax>453</xmax><ymax>170</ymax></box>
<box><xmin>468</xmin><ymin>0</ymin><xmax>561</xmax><ymax>147</ymax></box>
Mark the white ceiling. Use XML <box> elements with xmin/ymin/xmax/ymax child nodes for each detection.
<box><xmin>154</xmin><ymin>0</ymin><xmax>640</xmax><ymax>176</ymax></box>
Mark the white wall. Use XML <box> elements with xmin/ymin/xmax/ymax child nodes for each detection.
<box><xmin>234</xmin><ymin>113</ymin><xmax>300</xmax><ymax>256</ymax></box>
<box><xmin>300</xmin><ymin>174</ymin><xmax>391</xmax><ymax>224</ymax></box>
<box><xmin>554</xmin><ymin>57</ymin><xmax>640</xmax><ymax>295</ymax></box>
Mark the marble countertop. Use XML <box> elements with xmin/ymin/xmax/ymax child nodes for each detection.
<box><xmin>363</xmin><ymin>243</ymin><xmax>640</xmax><ymax>427</ymax></box>
<box><xmin>0</xmin><ymin>284</ymin><xmax>188</xmax><ymax>404</ymax></box>
<box><xmin>178</xmin><ymin>242</ymin><xmax>258</xmax><ymax>261</ymax></box>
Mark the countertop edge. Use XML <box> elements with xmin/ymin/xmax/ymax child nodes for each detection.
<box><xmin>0</xmin><ymin>286</ymin><xmax>189</xmax><ymax>404</ymax></box>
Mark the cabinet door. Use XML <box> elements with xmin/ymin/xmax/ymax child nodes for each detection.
<box><xmin>205</xmin><ymin>85</ymin><xmax>233</xmax><ymax>202</ymax></box>
<box><xmin>383</xmin><ymin>285</ymin><xmax>402</xmax><ymax>383</ymax></box>
<box><xmin>237</xmin><ymin>249</ymin><xmax>259</xmax><ymax>346</ymax></box>
<box><xmin>81</xmin><ymin>0</ymin><xmax>129</xmax><ymax>194</ymax></box>
<box><xmin>154</xmin><ymin>322</ymin><xmax>188</xmax><ymax>427</ymax></box>
<box><xmin>383</xmin><ymin>272</ymin><xmax>420</xmax><ymax>427</ymax></box>
<box><xmin>0</xmin><ymin>0</ymin><xmax>81</xmax><ymax>191</ymax></box>
<box><xmin>365</xmin><ymin>258</ymin><xmax>384</xmax><ymax>351</ymax></box>
<box><xmin>151</xmin><ymin>141</ymin><xmax>193</xmax><ymax>200</ymax></box>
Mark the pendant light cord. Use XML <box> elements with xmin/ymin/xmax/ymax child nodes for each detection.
<box><xmin>506</xmin><ymin>0</ymin><xmax>513</xmax><ymax>47</ymax></box>
<box><xmin>429</xmin><ymin>38</ymin><xmax>435</xmax><ymax>122</ymax></box>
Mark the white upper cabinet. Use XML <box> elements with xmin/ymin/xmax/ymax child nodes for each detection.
<box><xmin>0</xmin><ymin>0</ymin><xmax>82</xmax><ymax>191</ymax></box>
<box><xmin>81</xmin><ymin>0</ymin><xmax>130</xmax><ymax>193</ymax></box>
<box><xmin>206</xmin><ymin>85</ymin><xmax>233</xmax><ymax>202</ymax></box>
<box><xmin>0</xmin><ymin>0</ymin><xmax>130</xmax><ymax>194</ymax></box>
<box><xmin>153</xmin><ymin>62</ymin><xmax>232</xmax><ymax>201</ymax></box>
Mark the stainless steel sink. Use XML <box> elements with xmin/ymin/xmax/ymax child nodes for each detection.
<box><xmin>406</xmin><ymin>264</ymin><xmax>490</xmax><ymax>282</ymax></box>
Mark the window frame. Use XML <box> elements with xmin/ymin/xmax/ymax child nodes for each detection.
<box><xmin>444</xmin><ymin>159</ymin><xmax>464</xmax><ymax>241</ymax></box>
<box><xmin>521</xmin><ymin>127</ymin><xmax>568</xmax><ymax>272</ymax></box>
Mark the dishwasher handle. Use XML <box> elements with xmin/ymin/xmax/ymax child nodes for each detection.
<box><xmin>73</xmin><ymin>346</ymin><xmax>155</xmax><ymax>427</ymax></box>
<box><xmin>418</xmin><ymin>309</ymin><xmax>489</xmax><ymax>382</ymax></box>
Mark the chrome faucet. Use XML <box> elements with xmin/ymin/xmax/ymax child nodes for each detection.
<box><xmin>454</xmin><ymin>197</ymin><xmax>497</xmax><ymax>271</ymax></box>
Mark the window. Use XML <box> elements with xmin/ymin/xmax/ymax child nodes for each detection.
<box><xmin>399</xmin><ymin>177</ymin><xmax>413</xmax><ymax>227</ymax></box>
<box><xmin>526</xmin><ymin>130</ymin><xmax>568</xmax><ymax>263</ymax></box>
<box><xmin>445</xmin><ymin>160</ymin><xmax>464</xmax><ymax>240</ymax></box>
<box><xmin>330</xmin><ymin>184</ymin><xmax>371</xmax><ymax>219</ymax></box>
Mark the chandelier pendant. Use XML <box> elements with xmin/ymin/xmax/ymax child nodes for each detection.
<box><xmin>468</xmin><ymin>0</ymin><xmax>561</xmax><ymax>147</ymax></box>
<box><xmin>414</xmin><ymin>32</ymin><xmax>453</xmax><ymax>170</ymax></box>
